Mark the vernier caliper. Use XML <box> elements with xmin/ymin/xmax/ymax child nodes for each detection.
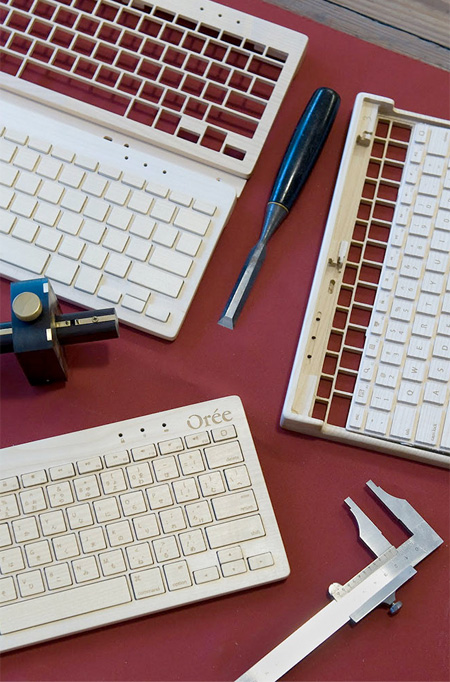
<box><xmin>236</xmin><ymin>480</ymin><xmax>443</xmax><ymax>682</ymax></box>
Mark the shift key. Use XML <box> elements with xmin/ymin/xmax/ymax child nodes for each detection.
<box><xmin>206</xmin><ymin>514</ymin><xmax>265</xmax><ymax>548</ymax></box>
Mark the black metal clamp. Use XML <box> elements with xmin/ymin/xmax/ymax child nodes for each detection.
<box><xmin>0</xmin><ymin>278</ymin><xmax>119</xmax><ymax>384</ymax></box>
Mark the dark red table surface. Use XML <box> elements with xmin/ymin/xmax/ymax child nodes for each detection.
<box><xmin>1</xmin><ymin>1</ymin><xmax>449</xmax><ymax>680</ymax></box>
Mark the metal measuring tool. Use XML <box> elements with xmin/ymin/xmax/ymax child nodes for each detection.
<box><xmin>236</xmin><ymin>480</ymin><xmax>443</xmax><ymax>682</ymax></box>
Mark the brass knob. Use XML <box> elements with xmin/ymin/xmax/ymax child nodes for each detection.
<box><xmin>12</xmin><ymin>292</ymin><xmax>43</xmax><ymax>322</ymax></box>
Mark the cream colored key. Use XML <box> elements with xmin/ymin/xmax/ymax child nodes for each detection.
<box><xmin>164</xmin><ymin>560</ymin><xmax>192</xmax><ymax>590</ymax></box>
<box><xmin>18</xmin><ymin>570</ymin><xmax>45</xmax><ymax>598</ymax></box>
<box><xmin>212</xmin><ymin>490</ymin><xmax>257</xmax><ymax>520</ymax></box>
<box><xmin>204</xmin><ymin>441</ymin><xmax>243</xmax><ymax>469</ymax></box>
<box><xmin>415</xmin><ymin>403</ymin><xmax>444</xmax><ymax>446</ymax></box>
<box><xmin>206</xmin><ymin>514</ymin><xmax>265</xmax><ymax>549</ymax></box>
<box><xmin>0</xmin><ymin>577</ymin><xmax>131</xmax><ymax>633</ymax></box>
<box><xmin>130</xmin><ymin>567</ymin><xmax>165</xmax><ymax>598</ymax></box>
<box><xmin>126</xmin><ymin>542</ymin><xmax>153</xmax><ymax>569</ymax></box>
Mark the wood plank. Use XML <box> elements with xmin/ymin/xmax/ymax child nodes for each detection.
<box><xmin>265</xmin><ymin>0</ymin><xmax>450</xmax><ymax>69</ymax></box>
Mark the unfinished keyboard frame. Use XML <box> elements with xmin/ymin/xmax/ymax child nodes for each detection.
<box><xmin>281</xmin><ymin>93</ymin><xmax>450</xmax><ymax>469</ymax></box>
<box><xmin>0</xmin><ymin>0</ymin><xmax>307</xmax><ymax>178</ymax></box>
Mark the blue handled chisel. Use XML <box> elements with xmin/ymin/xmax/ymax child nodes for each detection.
<box><xmin>218</xmin><ymin>86</ymin><xmax>340</xmax><ymax>329</ymax></box>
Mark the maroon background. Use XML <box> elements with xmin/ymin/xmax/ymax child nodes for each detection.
<box><xmin>1</xmin><ymin>0</ymin><xmax>449</xmax><ymax>680</ymax></box>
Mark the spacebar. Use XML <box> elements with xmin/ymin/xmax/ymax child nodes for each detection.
<box><xmin>0</xmin><ymin>577</ymin><xmax>131</xmax><ymax>634</ymax></box>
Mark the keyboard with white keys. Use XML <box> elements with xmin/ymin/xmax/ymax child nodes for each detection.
<box><xmin>0</xmin><ymin>100</ymin><xmax>236</xmax><ymax>340</ymax></box>
<box><xmin>0</xmin><ymin>396</ymin><xmax>289</xmax><ymax>651</ymax></box>
<box><xmin>346</xmin><ymin>120</ymin><xmax>450</xmax><ymax>451</ymax></box>
<box><xmin>281</xmin><ymin>94</ymin><xmax>450</xmax><ymax>467</ymax></box>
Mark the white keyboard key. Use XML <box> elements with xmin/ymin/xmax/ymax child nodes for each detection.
<box><xmin>5</xmin><ymin>129</ymin><xmax>27</xmax><ymax>145</ymax></box>
<box><xmin>433</xmin><ymin>335</ymin><xmax>450</xmax><ymax>359</ymax></box>
<box><xmin>145</xmin><ymin>303</ymin><xmax>170</xmax><ymax>323</ymax></box>
<box><xmin>149</xmin><ymin>246</ymin><xmax>192</xmax><ymax>277</ymax></box>
<box><xmin>56</xmin><ymin>212</ymin><xmax>83</xmax><ymax>235</ymax></box>
<box><xmin>60</xmin><ymin>189</ymin><xmax>86</xmax><ymax>214</ymax></box>
<box><xmin>59</xmin><ymin>235</ymin><xmax>84</xmax><ymax>260</ymax></box>
<box><xmin>10</xmin><ymin>193</ymin><xmax>37</xmax><ymax>218</ymax></box>
<box><xmin>51</xmin><ymin>146</ymin><xmax>75</xmax><ymax>163</ymax></box>
<box><xmin>422</xmin><ymin>271</ymin><xmax>444</xmax><ymax>295</ymax></box>
<box><xmin>0</xmin><ymin>187</ymin><xmax>14</xmax><ymax>210</ymax></box>
<box><xmin>0</xmin><ymin>212</ymin><xmax>15</xmax><ymax>235</ymax></box>
<box><xmin>13</xmin><ymin>147</ymin><xmax>40</xmax><ymax>171</ymax></box>
<box><xmin>153</xmin><ymin>223</ymin><xmax>178</xmax><ymax>247</ymax></box>
<box><xmin>128</xmin><ymin>262</ymin><xmax>183</xmax><ymax>297</ymax></box>
<box><xmin>126</xmin><ymin>236</ymin><xmax>151</xmax><ymax>262</ymax></box>
<box><xmin>104</xmin><ymin>252</ymin><xmax>130</xmax><ymax>278</ymax></box>
<box><xmin>98</xmin><ymin>285</ymin><xmax>122</xmax><ymax>304</ymax></box>
<box><xmin>440</xmin><ymin>189</ymin><xmax>450</xmax><ymax>211</ymax></box>
<box><xmin>423</xmin><ymin>155</ymin><xmax>445</xmax><ymax>177</ymax></box>
<box><xmin>130</xmin><ymin>215</ymin><xmax>155</xmax><ymax>239</ymax></box>
<box><xmin>107</xmin><ymin>206</ymin><xmax>133</xmax><ymax>230</ymax></box>
<box><xmin>74</xmin><ymin>155</ymin><xmax>98</xmax><ymax>171</ymax></box>
<box><xmin>122</xmin><ymin>172</ymin><xmax>145</xmax><ymax>190</ymax></box>
<box><xmin>103</xmin><ymin>228</ymin><xmax>129</xmax><ymax>253</ymax></box>
<box><xmin>413</xmin><ymin>123</ymin><xmax>428</xmax><ymax>143</ymax></box>
<box><xmin>174</xmin><ymin>208</ymin><xmax>210</xmax><ymax>235</ymax></box>
<box><xmin>146</xmin><ymin>182</ymin><xmax>169</xmax><ymax>198</ymax></box>
<box><xmin>15</xmin><ymin>171</ymin><xmax>40</xmax><ymax>195</ymax></box>
<box><xmin>398</xmin><ymin>380</ymin><xmax>422</xmax><ymax>405</ymax></box>
<box><xmin>170</xmin><ymin>191</ymin><xmax>192</xmax><ymax>206</ymax></box>
<box><xmin>82</xmin><ymin>244</ymin><xmax>108</xmax><ymax>269</ymax></box>
<box><xmin>36</xmin><ymin>226</ymin><xmax>62</xmax><ymax>251</ymax></box>
<box><xmin>105</xmin><ymin>183</ymin><xmax>130</xmax><ymax>206</ymax></box>
<box><xmin>413</xmin><ymin>195</ymin><xmax>436</xmax><ymax>217</ymax></box>
<box><xmin>0</xmin><ymin>164</ymin><xmax>18</xmax><ymax>188</ymax></box>
<box><xmin>122</xmin><ymin>294</ymin><xmax>146</xmax><ymax>313</ymax></box>
<box><xmin>80</xmin><ymin>220</ymin><xmax>105</xmax><ymax>245</ymax></box>
<box><xmin>418</xmin><ymin>175</ymin><xmax>440</xmax><ymax>196</ymax></box>
<box><xmin>193</xmin><ymin>199</ymin><xmax>216</xmax><ymax>215</ymax></box>
<box><xmin>75</xmin><ymin>266</ymin><xmax>102</xmax><ymax>294</ymax></box>
<box><xmin>46</xmin><ymin>255</ymin><xmax>79</xmax><ymax>284</ymax></box>
<box><xmin>431</xmin><ymin>229</ymin><xmax>450</xmax><ymax>252</ymax></box>
<box><xmin>0</xmin><ymin>577</ymin><xmax>131</xmax><ymax>633</ymax></box>
<box><xmin>59</xmin><ymin>166</ymin><xmax>85</xmax><ymax>188</ymax></box>
<box><xmin>38</xmin><ymin>180</ymin><xmax>64</xmax><ymax>204</ymax></box>
<box><xmin>34</xmin><ymin>202</ymin><xmax>60</xmax><ymax>227</ymax></box>
<box><xmin>131</xmin><ymin>567</ymin><xmax>165</xmax><ymax>598</ymax></box>
<box><xmin>36</xmin><ymin>156</ymin><xmax>62</xmax><ymax>180</ymax></box>
<box><xmin>0</xmin><ymin>138</ymin><xmax>18</xmax><ymax>163</ymax></box>
<box><xmin>415</xmin><ymin>403</ymin><xmax>443</xmax><ymax>446</ymax></box>
<box><xmin>206</xmin><ymin>514</ymin><xmax>265</xmax><ymax>549</ymax></box>
<box><xmin>424</xmin><ymin>381</ymin><xmax>447</xmax><ymax>405</ymax></box>
<box><xmin>0</xmin><ymin>234</ymin><xmax>49</xmax><ymax>274</ymax></box>
<box><xmin>390</xmin><ymin>404</ymin><xmax>416</xmax><ymax>440</ymax></box>
<box><xmin>428</xmin><ymin>357</ymin><xmax>450</xmax><ymax>382</ymax></box>
<box><xmin>440</xmin><ymin>404</ymin><xmax>450</xmax><ymax>451</ymax></box>
<box><xmin>150</xmin><ymin>199</ymin><xmax>176</xmax><ymax>223</ymax></box>
<box><xmin>212</xmin><ymin>490</ymin><xmax>257</xmax><ymax>520</ymax></box>
<box><xmin>176</xmin><ymin>232</ymin><xmax>202</xmax><ymax>256</ymax></box>
<box><xmin>82</xmin><ymin>175</ymin><xmax>108</xmax><ymax>197</ymax></box>
<box><xmin>128</xmin><ymin>193</ymin><xmax>153</xmax><ymax>215</ymax></box>
<box><xmin>428</xmin><ymin>126</ymin><xmax>450</xmax><ymax>157</ymax></box>
<box><xmin>13</xmin><ymin>218</ymin><xmax>38</xmax><ymax>243</ymax></box>
<box><xmin>84</xmin><ymin>197</ymin><xmax>109</xmax><ymax>222</ymax></box>
<box><xmin>98</xmin><ymin>163</ymin><xmax>122</xmax><ymax>180</ymax></box>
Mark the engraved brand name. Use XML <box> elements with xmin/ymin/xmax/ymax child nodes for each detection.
<box><xmin>187</xmin><ymin>408</ymin><xmax>233</xmax><ymax>429</ymax></box>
